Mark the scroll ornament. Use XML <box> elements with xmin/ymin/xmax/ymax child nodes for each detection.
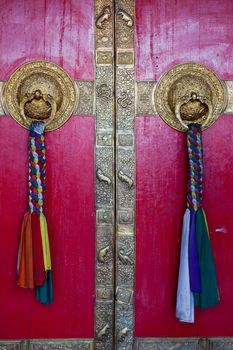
<box><xmin>155</xmin><ymin>63</ymin><xmax>227</xmax><ymax>323</ymax></box>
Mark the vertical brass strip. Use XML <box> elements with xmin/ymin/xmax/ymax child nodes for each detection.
<box><xmin>115</xmin><ymin>0</ymin><xmax>135</xmax><ymax>349</ymax></box>
<box><xmin>94</xmin><ymin>1</ymin><xmax>115</xmax><ymax>349</ymax></box>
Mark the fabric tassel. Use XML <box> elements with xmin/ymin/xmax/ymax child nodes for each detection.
<box><xmin>36</xmin><ymin>271</ymin><xmax>54</xmax><ymax>304</ymax></box>
<box><xmin>32</xmin><ymin>211</ymin><xmax>46</xmax><ymax>286</ymax></box>
<box><xmin>189</xmin><ymin>209</ymin><xmax>201</xmax><ymax>293</ymax></box>
<box><xmin>176</xmin><ymin>209</ymin><xmax>194</xmax><ymax>323</ymax></box>
<box><xmin>17</xmin><ymin>213</ymin><xmax>34</xmax><ymax>289</ymax></box>
<box><xmin>176</xmin><ymin>124</ymin><xmax>219</xmax><ymax>322</ymax></box>
<box><xmin>194</xmin><ymin>208</ymin><xmax>219</xmax><ymax>308</ymax></box>
<box><xmin>17</xmin><ymin>121</ymin><xmax>53</xmax><ymax>304</ymax></box>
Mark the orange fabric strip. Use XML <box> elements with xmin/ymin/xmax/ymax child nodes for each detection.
<box><xmin>17</xmin><ymin>212</ymin><xmax>34</xmax><ymax>289</ymax></box>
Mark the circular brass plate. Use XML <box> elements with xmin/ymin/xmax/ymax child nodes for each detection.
<box><xmin>154</xmin><ymin>62</ymin><xmax>227</xmax><ymax>132</ymax></box>
<box><xmin>3</xmin><ymin>60</ymin><xmax>77</xmax><ymax>131</ymax></box>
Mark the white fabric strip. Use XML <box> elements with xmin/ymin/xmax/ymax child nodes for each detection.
<box><xmin>176</xmin><ymin>208</ymin><xmax>194</xmax><ymax>323</ymax></box>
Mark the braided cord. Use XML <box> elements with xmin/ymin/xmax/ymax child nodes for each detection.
<box><xmin>186</xmin><ymin>124</ymin><xmax>203</xmax><ymax>211</ymax></box>
<box><xmin>28</xmin><ymin>122</ymin><xmax>46</xmax><ymax>215</ymax></box>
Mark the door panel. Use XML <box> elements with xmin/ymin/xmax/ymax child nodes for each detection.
<box><xmin>135</xmin><ymin>0</ymin><xmax>233</xmax><ymax>341</ymax></box>
<box><xmin>0</xmin><ymin>117</ymin><xmax>95</xmax><ymax>339</ymax></box>
<box><xmin>1</xmin><ymin>0</ymin><xmax>233</xmax><ymax>349</ymax></box>
<box><xmin>0</xmin><ymin>0</ymin><xmax>97</xmax><ymax>344</ymax></box>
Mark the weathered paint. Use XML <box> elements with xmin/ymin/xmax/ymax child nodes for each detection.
<box><xmin>0</xmin><ymin>0</ymin><xmax>95</xmax><ymax>339</ymax></box>
<box><xmin>0</xmin><ymin>0</ymin><xmax>94</xmax><ymax>80</ymax></box>
<box><xmin>136</xmin><ymin>0</ymin><xmax>233</xmax><ymax>80</ymax></box>
<box><xmin>135</xmin><ymin>0</ymin><xmax>233</xmax><ymax>337</ymax></box>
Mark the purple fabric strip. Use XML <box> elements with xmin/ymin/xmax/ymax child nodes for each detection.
<box><xmin>188</xmin><ymin>209</ymin><xmax>201</xmax><ymax>292</ymax></box>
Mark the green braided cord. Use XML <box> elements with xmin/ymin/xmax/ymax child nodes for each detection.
<box><xmin>186</xmin><ymin>124</ymin><xmax>203</xmax><ymax>211</ymax></box>
<box><xmin>28</xmin><ymin>122</ymin><xmax>46</xmax><ymax>215</ymax></box>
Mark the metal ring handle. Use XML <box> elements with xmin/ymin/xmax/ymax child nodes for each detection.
<box><xmin>174</xmin><ymin>93</ymin><xmax>213</xmax><ymax>130</ymax></box>
<box><xmin>19</xmin><ymin>89</ymin><xmax>57</xmax><ymax>127</ymax></box>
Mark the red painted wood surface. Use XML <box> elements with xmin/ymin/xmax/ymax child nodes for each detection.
<box><xmin>0</xmin><ymin>0</ymin><xmax>94</xmax><ymax>80</ymax></box>
<box><xmin>135</xmin><ymin>0</ymin><xmax>233</xmax><ymax>337</ymax></box>
<box><xmin>136</xmin><ymin>0</ymin><xmax>233</xmax><ymax>81</ymax></box>
<box><xmin>0</xmin><ymin>0</ymin><xmax>95</xmax><ymax>339</ymax></box>
<box><xmin>0</xmin><ymin>117</ymin><xmax>95</xmax><ymax>338</ymax></box>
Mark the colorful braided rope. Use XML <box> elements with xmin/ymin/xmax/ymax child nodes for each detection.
<box><xmin>17</xmin><ymin>121</ymin><xmax>53</xmax><ymax>304</ymax></box>
<box><xmin>176</xmin><ymin>123</ymin><xmax>219</xmax><ymax>323</ymax></box>
<box><xmin>28</xmin><ymin>122</ymin><xmax>46</xmax><ymax>215</ymax></box>
<box><xmin>186</xmin><ymin>124</ymin><xmax>203</xmax><ymax>211</ymax></box>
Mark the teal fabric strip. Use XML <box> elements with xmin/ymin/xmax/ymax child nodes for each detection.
<box><xmin>194</xmin><ymin>208</ymin><xmax>219</xmax><ymax>309</ymax></box>
<box><xmin>36</xmin><ymin>270</ymin><xmax>54</xmax><ymax>305</ymax></box>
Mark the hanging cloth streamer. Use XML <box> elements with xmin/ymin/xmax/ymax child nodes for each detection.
<box><xmin>17</xmin><ymin>121</ymin><xmax>53</xmax><ymax>304</ymax></box>
<box><xmin>176</xmin><ymin>124</ymin><xmax>219</xmax><ymax>323</ymax></box>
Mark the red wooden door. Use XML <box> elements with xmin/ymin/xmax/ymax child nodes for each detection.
<box><xmin>134</xmin><ymin>0</ymin><xmax>233</xmax><ymax>347</ymax></box>
<box><xmin>0</xmin><ymin>0</ymin><xmax>96</xmax><ymax>346</ymax></box>
<box><xmin>1</xmin><ymin>1</ymin><xmax>233</xmax><ymax>349</ymax></box>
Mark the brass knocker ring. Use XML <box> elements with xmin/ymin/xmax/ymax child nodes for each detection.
<box><xmin>175</xmin><ymin>92</ymin><xmax>213</xmax><ymax>130</ymax></box>
<box><xmin>19</xmin><ymin>89</ymin><xmax>57</xmax><ymax>127</ymax></box>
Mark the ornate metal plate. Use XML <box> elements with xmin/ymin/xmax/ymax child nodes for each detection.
<box><xmin>2</xmin><ymin>60</ymin><xmax>77</xmax><ymax>131</ymax></box>
<box><xmin>154</xmin><ymin>62</ymin><xmax>227</xmax><ymax>131</ymax></box>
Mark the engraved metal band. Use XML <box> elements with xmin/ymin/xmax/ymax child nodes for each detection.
<box><xmin>1</xmin><ymin>80</ymin><xmax>233</xmax><ymax>118</ymax></box>
<box><xmin>0</xmin><ymin>339</ymin><xmax>93</xmax><ymax>350</ymax></box>
<box><xmin>134</xmin><ymin>337</ymin><xmax>233</xmax><ymax>350</ymax></box>
<box><xmin>115</xmin><ymin>0</ymin><xmax>135</xmax><ymax>349</ymax></box>
<box><xmin>136</xmin><ymin>80</ymin><xmax>233</xmax><ymax>116</ymax></box>
<box><xmin>94</xmin><ymin>1</ymin><xmax>115</xmax><ymax>350</ymax></box>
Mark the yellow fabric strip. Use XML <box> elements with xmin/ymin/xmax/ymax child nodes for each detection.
<box><xmin>40</xmin><ymin>213</ymin><xmax>52</xmax><ymax>271</ymax></box>
<box><xmin>202</xmin><ymin>209</ymin><xmax>210</xmax><ymax>239</ymax></box>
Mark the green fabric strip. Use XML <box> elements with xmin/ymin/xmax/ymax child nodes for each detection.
<box><xmin>36</xmin><ymin>270</ymin><xmax>54</xmax><ymax>305</ymax></box>
<box><xmin>194</xmin><ymin>208</ymin><xmax>219</xmax><ymax>309</ymax></box>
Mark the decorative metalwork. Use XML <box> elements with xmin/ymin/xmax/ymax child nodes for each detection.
<box><xmin>97</xmin><ymin>84</ymin><xmax>112</xmax><ymax>100</ymax></box>
<box><xmin>118</xmin><ymin>170</ymin><xmax>134</xmax><ymax>189</ymax></box>
<box><xmin>98</xmin><ymin>245</ymin><xmax>111</xmax><ymax>263</ymax></box>
<box><xmin>1</xmin><ymin>338</ymin><xmax>233</xmax><ymax>350</ymax></box>
<box><xmin>95</xmin><ymin>1</ymin><xmax>113</xmax><ymax>48</ymax></box>
<box><xmin>96</xmin><ymin>168</ymin><xmax>112</xmax><ymax>185</ymax></box>
<box><xmin>210</xmin><ymin>338</ymin><xmax>233</xmax><ymax>350</ymax></box>
<box><xmin>224</xmin><ymin>81</ymin><xmax>233</xmax><ymax>114</ymax></box>
<box><xmin>2</xmin><ymin>60</ymin><xmax>77</xmax><ymax>131</ymax></box>
<box><xmin>135</xmin><ymin>338</ymin><xmax>233</xmax><ymax>350</ymax></box>
<box><xmin>74</xmin><ymin>81</ymin><xmax>94</xmax><ymax>116</ymax></box>
<box><xmin>115</xmin><ymin>1</ymin><xmax>135</xmax><ymax>350</ymax></box>
<box><xmin>117</xmin><ymin>327</ymin><xmax>130</xmax><ymax>342</ymax></box>
<box><xmin>115</xmin><ymin>0</ymin><xmax>134</xmax><ymax>49</ymax></box>
<box><xmin>117</xmin><ymin>91</ymin><xmax>132</xmax><ymax>108</ymax></box>
<box><xmin>1</xmin><ymin>78</ymin><xmax>233</xmax><ymax>119</ymax></box>
<box><xmin>96</xmin><ymin>6</ymin><xmax>112</xmax><ymax>30</ymax></box>
<box><xmin>118</xmin><ymin>248</ymin><xmax>133</xmax><ymax>265</ymax></box>
<box><xmin>0</xmin><ymin>81</ymin><xmax>5</xmax><ymax>115</ymax></box>
<box><xmin>136</xmin><ymin>81</ymin><xmax>156</xmax><ymax>116</ymax></box>
<box><xmin>135</xmin><ymin>338</ymin><xmax>201</xmax><ymax>350</ymax></box>
<box><xmin>0</xmin><ymin>340</ymin><xmax>93</xmax><ymax>350</ymax></box>
<box><xmin>117</xmin><ymin>50</ymin><xmax>134</xmax><ymax>66</ymax></box>
<box><xmin>96</xmin><ymin>50</ymin><xmax>113</xmax><ymax>65</ymax></box>
<box><xmin>155</xmin><ymin>62</ymin><xmax>227</xmax><ymax>131</ymax></box>
<box><xmin>95</xmin><ymin>1</ymin><xmax>115</xmax><ymax>350</ymax></box>
<box><xmin>117</xmin><ymin>10</ymin><xmax>133</xmax><ymax>27</ymax></box>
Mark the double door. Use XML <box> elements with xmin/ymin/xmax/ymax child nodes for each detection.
<box><xmin>0</xmin><ymin>0</ymin><xmax>233</xmax><ymax>349</ymax></box>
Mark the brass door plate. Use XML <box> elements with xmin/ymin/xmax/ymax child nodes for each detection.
<box><xmin>154</xmin><ymin>62</ymin><xmax>227</xmax><ymax>132</ymax></box>
<box><xmin>2</xmin><ymin>60</ymin><xmax>77</xmax><ymax>131</ymax></box>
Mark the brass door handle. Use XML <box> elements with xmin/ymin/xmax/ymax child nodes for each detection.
<box><xmin>155</xmin><ymin>63</ymin><xmax>227</xmax><ymax>132</ymax></box>
<box><xmin>174</xmin><ymin>91</ymin><xmax>213</xmax><ymax>130</ymax></box>
<box><xmin>19</xmin><ymin>89</ymin><xmax>57</xmax><ymax>127</ymax></box>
